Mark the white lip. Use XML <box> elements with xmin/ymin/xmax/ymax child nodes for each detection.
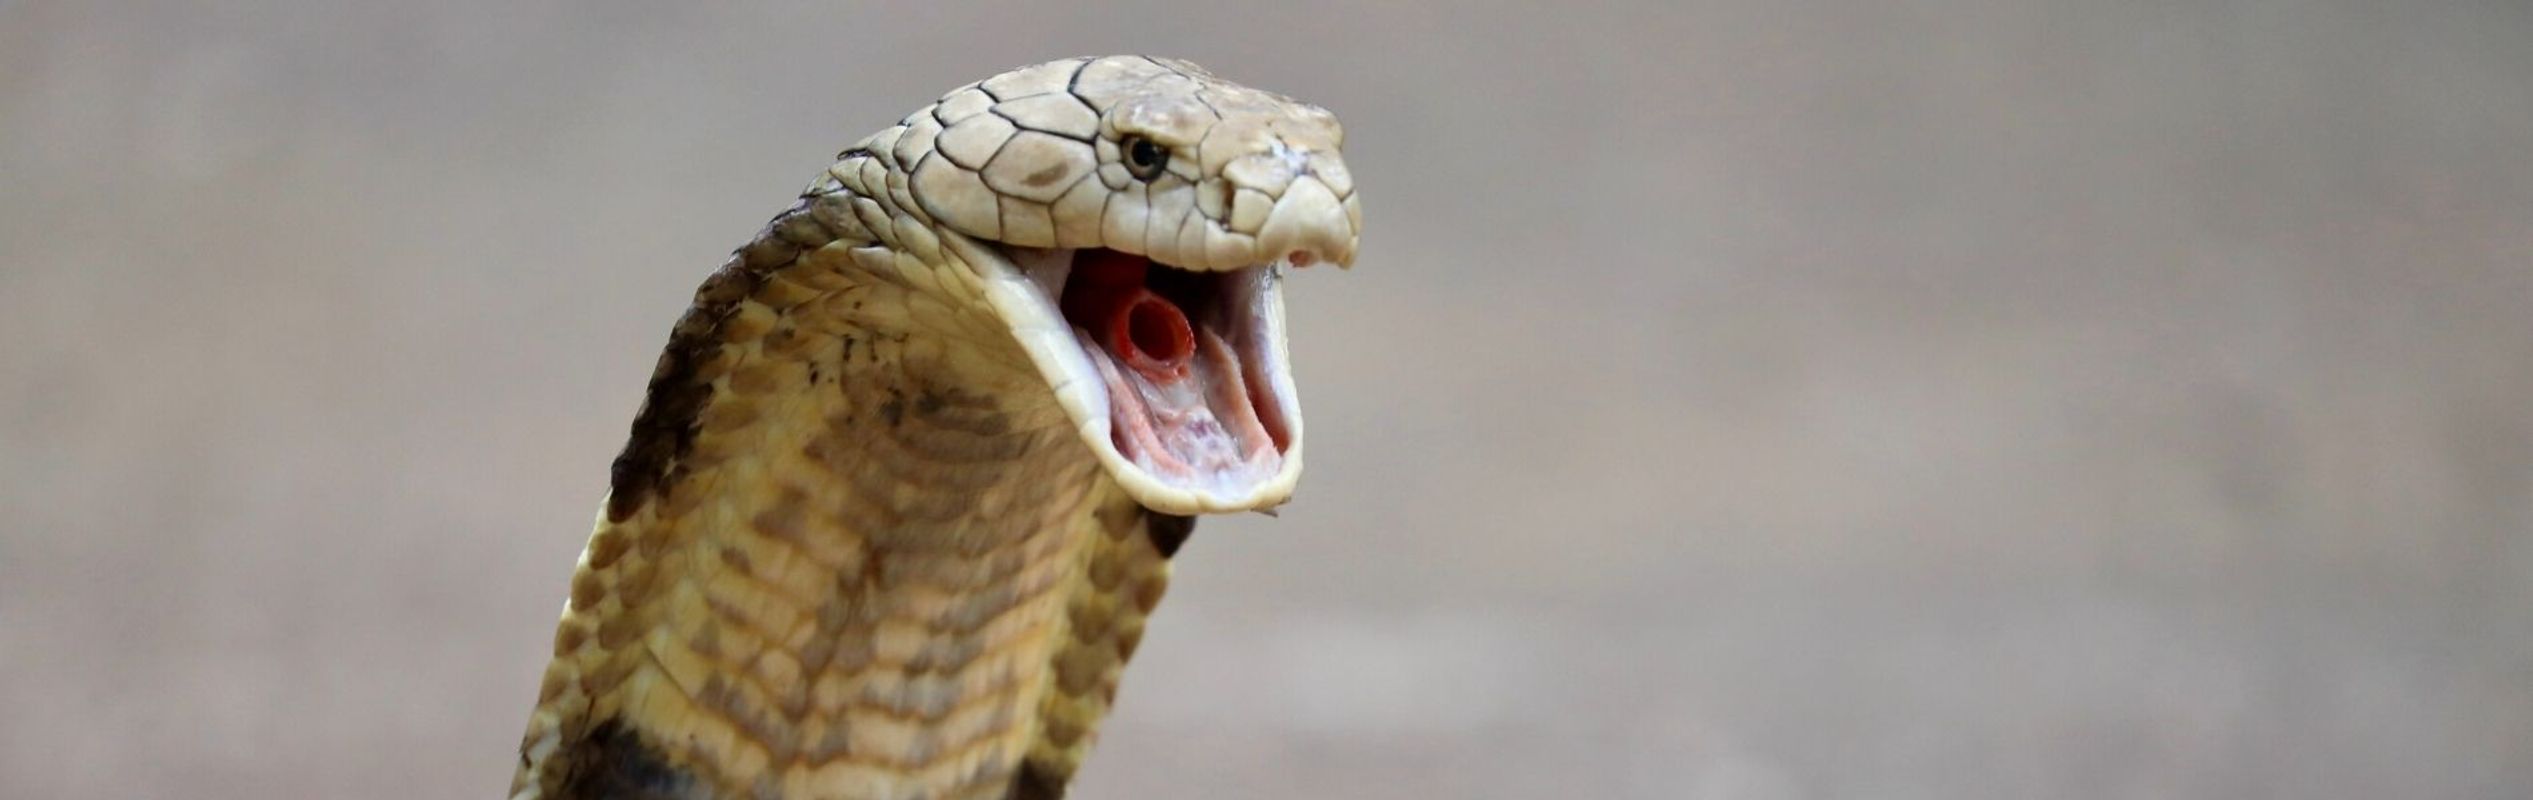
<box><xmin>943</xmin><ymin>232</ymin><xmax>1306</xmax><ymax>515</ymax></box>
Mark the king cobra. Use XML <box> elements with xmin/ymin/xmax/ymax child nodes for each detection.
<box><xmin>511</xmin><ymin>56</ymin><xmax>1359</xmax><ymax>799</ymax></box>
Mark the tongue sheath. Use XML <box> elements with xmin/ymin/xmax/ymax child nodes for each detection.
<box><xmin>1060</xmin><ymin>251</ymin><xmax>1276</xmax><ymax>484</ymax></box>
<box><xmin>1086</xmin><ymin>325</ymin><xmax>1275</xmax><ymax>481</ymax></box>
<box><xmin>1061</xmin><ymin>250</ymin><xmax>1196</xmax><ymax>382</ymax></box>
<box><xmin>1099</xmin><ymin>288</ymin><xmax>1195</xmax><ymax>382</ymax></box>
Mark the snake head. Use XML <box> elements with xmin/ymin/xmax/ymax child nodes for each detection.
<box><xmin>866</xmin><ymin>55</ymin><xmax>1358</xmax><ymax>514</ymax></box>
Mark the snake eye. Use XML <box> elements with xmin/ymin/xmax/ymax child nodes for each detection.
<box><xmin>1122</xmin><ymin>136</ymin><xmax>1169</xmax><ymax>181</ymax></box>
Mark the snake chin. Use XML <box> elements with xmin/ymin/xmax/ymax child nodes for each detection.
<box><xmin>960</xmin><ymin>238</ymin><xmax>1305</xmax><ymax>515</ymax></box>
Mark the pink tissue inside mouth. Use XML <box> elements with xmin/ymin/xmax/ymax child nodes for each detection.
<box><xmin>1059</xmin><ymin>249</ymin><xmax>1281</xmax><ymax>485</ymax></box>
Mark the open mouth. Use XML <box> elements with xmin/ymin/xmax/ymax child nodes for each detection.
<box><xmin>954</xmin><ymin>238</ymin><xmax>1304</xmax><ymax>514</ymax></box>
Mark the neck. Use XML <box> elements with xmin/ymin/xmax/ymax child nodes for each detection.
<box><xmin>515</xmin><ymin>199</ymin><xmax>1185</xmax><ymax>799</ymax></box>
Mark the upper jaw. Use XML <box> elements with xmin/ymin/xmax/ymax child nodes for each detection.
<box><xmin>946</xmin><ymin>233</ymin><xmax>1307</xmax><ymax>515</ymax></box>
<box><xmin>1119</xmin><ymin>172</ymin><xmax>1362</xmax><ymax>274</ymax></box>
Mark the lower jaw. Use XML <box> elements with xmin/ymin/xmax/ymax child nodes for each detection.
<box><xmin>959</xmin><ymin>238</ymin><xmax>1305</xmax><ymax>514</ymax></box>
<box><xmin>1076</xmin><ymin>295</ymin><xmax>1281</xmax><ymax>492</ymax></box>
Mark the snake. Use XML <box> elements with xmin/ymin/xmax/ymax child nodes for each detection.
<box><xmin>510</xmin><ymin>56</ymin><xmax>1359</xmax><ymax>800</ymax></box>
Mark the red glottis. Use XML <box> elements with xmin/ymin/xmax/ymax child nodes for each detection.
<box><xmin>1061</xmin><ymin>249</ymin><xmax>1195</xmax><ymax>382</ymax></box>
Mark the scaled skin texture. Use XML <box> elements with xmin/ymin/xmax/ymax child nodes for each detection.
<box><xmin>513</xmin><ymin>56</ymin><xmax>1358</xmax><ymax>800</ymax></box>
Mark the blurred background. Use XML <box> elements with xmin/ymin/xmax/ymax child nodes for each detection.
<box><xmin>5</xmin><ymin>2</ymin><xmax>2530</xmax><ymax>798</ymax></box>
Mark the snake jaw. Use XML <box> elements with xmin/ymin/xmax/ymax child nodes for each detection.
<box><xmin>514</xmin><ymin>57</ymin><xmax>1355</xmax><ymax>800</ymax></box>
<box><xmin>953</xmin><ymin>234</ymin><xmax>1305</xmax><ymax>515</ymax></box>
<box><xmin>872</xmin><ymin>55</ymin><xmax>1356</xmax><ymax>514</ymax></box>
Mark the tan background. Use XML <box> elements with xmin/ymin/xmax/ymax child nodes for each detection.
<box><xmin>5</xmin><ymin>2</ymin><xmax>2530</xmax><ymax>798</ymax></box>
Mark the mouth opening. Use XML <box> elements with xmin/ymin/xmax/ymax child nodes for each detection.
<box><xmin>967</xmin><ymin>236</ymin><xmax>1303</xmax><ymax>513</ymax></box>
<box><xmin>1048</xmin><ymin>250</ymin><xmax>1286</xmax><ymax>488</ymax></box>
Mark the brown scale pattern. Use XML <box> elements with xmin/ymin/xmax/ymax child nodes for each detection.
<box><xmin>514</xmin><ymin>191</ymin><xmax>1184</xmax><ymax>799</ymax></box>
<box><xmin>512</xmin><ymin>53</ymin><xmax>1367</xmax><ymax>798</ymax></box>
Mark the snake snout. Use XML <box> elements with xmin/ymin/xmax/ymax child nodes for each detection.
<box><xmin>1255</xmin><ymin>176</ymin><xmax>1358</xmax><ymax>269</ymax></box>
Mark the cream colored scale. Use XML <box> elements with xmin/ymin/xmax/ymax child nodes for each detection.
<box><xmin>513</xmin><ymin>56</ymin><xmax>1360</xmax><ymax>800</ymax></box>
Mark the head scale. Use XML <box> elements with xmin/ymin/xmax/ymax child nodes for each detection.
<box><xmin>872</xmin><ymin>56</ymin><xmax>1359</xmax><ymax>271</ymax></box>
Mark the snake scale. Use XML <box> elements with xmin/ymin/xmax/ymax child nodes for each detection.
<box><xmin>512</xmin><ymin>56</ymin><xmax>1359</xmax><ymax>799</ymax></box>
